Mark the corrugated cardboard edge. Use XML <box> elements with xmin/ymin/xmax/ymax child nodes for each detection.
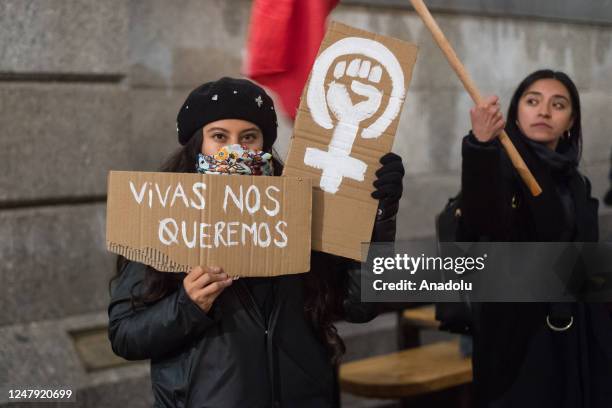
<box><xmin>106</xmin><ymin>242</ymin><xmax>190</xmax><ymax>273</ymax></box>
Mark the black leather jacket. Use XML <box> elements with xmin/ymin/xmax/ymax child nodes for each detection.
<box><xmin>108</xmin><ymin>216</ymin><xmax>396</xmax><ymax>407</ymax></box>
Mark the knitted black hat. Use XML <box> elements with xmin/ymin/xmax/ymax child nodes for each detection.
<box><xmin>177</xmin><ymin>77</ymin><xmax>278</xmax><ymax>150</ymax></box>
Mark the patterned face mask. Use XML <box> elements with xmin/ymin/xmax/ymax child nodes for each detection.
<box><xmin>196</xmin><ymin>144</ymin><xmax>274</xmax><ymax>176</ymax></box>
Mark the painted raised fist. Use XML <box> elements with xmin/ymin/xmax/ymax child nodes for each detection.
<box><xmin>326</xmin><ymin>58</ymin><xmax>383</xmax><ymax>125</ymax></box>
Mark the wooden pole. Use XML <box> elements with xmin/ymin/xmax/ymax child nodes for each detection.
<box><xmin>410</xmin><ymin>0</ymin><xmax>542</xmax><ymax>196</ymax></box>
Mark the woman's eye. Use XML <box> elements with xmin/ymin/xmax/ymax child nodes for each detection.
<box><xmin>526</xmin><ymin>98</ymin><xmax>538</xmax><ymax>106</ymax></box>
<box><xmin>553</xmin><ymin>102</ymin><xmax>567</xmax><ymax>110</ymax></box>
<box><xmin>241</xmin><ymin>134</ymin><xmax>256</xmax><ymax>142</ymax></box>
<box><xmin>212</xmin><ymin>133</ymin><xmax>226</xmax><ymax>141</ymax></box>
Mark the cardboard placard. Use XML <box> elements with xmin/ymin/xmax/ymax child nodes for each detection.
<box><xmin>106</xmin><ymin>171</ymin><xmax>312</xmax><ymax>276</ymax></box>
<box><xmin>282</xmin><ymin>22</ymin><xmax>418</xmax><ymax>260</ymax></box>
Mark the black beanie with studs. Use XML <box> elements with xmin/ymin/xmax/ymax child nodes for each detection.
<box><xmin>176</xmin><ymin>77</ymin><xmax>278</xmax><ymax>150</ymax></box>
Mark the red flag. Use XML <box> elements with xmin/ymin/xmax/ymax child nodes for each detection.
<box><xmin>244</xmin><ymin>0</ymin><xmax>339</xmax><ymax>120</ymax></box>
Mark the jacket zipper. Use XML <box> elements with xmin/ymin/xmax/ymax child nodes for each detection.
<box><xmin>233</xmin><ymin>281</ymin><xmax>281</xmax><ymax>406</ymax></box>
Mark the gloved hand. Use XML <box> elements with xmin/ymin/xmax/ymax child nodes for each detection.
<box><xmin>371</xmin><ymin>152</ymin><xmax>404</xmax><ymax>242</ymax></box>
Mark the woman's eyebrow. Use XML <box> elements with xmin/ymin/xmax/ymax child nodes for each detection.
<box><xmin>552</xmin><ymin>95</ymin><xmax>570</xmax><ymax>102</ymax></box>
<box><xmin>240</xmin><ymin>127</ymin><xmax>261</xmax><ymax>134</ymax></box>
<box><xmin>206</xmin><ymin>127</ymin><xmax>228</xmax><ymax>133</ymax></box>
<box><xmin>523</xmin><ymin>91</ymin><xmax>542</xmax><ymax>97</ymax></box>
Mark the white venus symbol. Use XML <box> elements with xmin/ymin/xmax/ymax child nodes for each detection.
<box><xmin>304</xmin><ymin>37</ymin><xmax>405</xmax><ymax>194</ymax></box>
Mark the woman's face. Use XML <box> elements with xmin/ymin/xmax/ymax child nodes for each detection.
<box><xmin>516</xmin><ymin>78</ymin><xmax>574</xmax><ymax>150</ymax></box>
<box><xmin>201</xmin><ymin>119</ymin><xmax>264</xmax><ymax>155</ymax></box>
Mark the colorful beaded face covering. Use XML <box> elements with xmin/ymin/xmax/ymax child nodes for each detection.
<box><xmin>196</xmin><ymin>144</ymin><xmax>274</xmax><ymax>176</ymax></box>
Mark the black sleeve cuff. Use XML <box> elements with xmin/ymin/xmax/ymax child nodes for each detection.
<box><xmin>177</xmin><ymin>283</ymin><xmax>219</xmax><ymax>325</ymax></box>
<box><xmin>465</xmin><ymin>131</ymin><xmax>498</xmax><ymax>149</ymax></box>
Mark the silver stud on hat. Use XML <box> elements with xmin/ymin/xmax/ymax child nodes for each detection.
<box><xmin>212</xmin><ymin>94</ymin><xmax>218</xmax><ymax>101</ymax></box>
<box><xmin>255</xmin><ymin>95</ymin><xmax>263</xmax><ymax>107</ymax></box>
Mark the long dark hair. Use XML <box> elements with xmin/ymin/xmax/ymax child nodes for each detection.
<box><xmin>506</xmin><ymin>69</ymin><xmax>582</xmax><ymax>161</ymax></box>
<box><xmin>110</xmin><ymin>131</ymin><xmax>347</xmax><ymax>363</ymax></box>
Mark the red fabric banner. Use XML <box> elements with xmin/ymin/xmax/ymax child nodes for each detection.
<box><xmin>244</xmin><ymin>0</ymin><xmax>339</xmax><ymax>120</ymax></box>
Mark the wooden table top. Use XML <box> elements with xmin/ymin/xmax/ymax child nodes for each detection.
<box><xmin>340</xmin><ymin>340</ymin><xmax>472</xmax><ymax>399</ymax></box>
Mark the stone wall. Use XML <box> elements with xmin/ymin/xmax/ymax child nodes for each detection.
<box><xmin>1</xmin><ymin>1</ymin><xmax>611</xmax><ymax>407</ymax></box>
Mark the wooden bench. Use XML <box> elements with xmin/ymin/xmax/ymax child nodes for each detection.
<box><xmin>402</xmin><ymin>305</ymin><xmax>439</xmax><ymax>330</ymax></box>
<box><xmin>340</xmin><ymin>340</ymin><xmax>472</xmax><ymax>399</ymax></box>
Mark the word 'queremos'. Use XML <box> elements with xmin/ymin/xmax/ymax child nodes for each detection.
<box><xmin>129</xmin><ymin>181</ymin><xmax>287</xmax><ymax>249</ymax></box>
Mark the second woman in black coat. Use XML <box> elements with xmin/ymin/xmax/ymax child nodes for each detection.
<box><xmin>459</xmin><ymin>69</ymin><xmax>612</xmax><ymax>407</ymax></box>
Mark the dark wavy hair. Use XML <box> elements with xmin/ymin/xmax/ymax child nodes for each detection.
<box><xmin>506</xmin><ymin>69</ymin><xmax>582</xmax><ymax>161</ymax></box>
<box><xmin>110</xmin><ymin>131</ymin><xmax>348</xmax><ymax>363</ymax></box>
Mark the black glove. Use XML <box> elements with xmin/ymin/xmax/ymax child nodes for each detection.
<box><xmin>372</xmin><ymin>152</ymin><xmax>404</xmax><ymax>220</ymax></box>
<box><xmin>371</xmin><ymin>152</ymin><xmax>404</xmax><ymax>242</ymax></box>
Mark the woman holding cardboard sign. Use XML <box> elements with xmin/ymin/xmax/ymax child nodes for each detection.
<box><xmin>108</xmin><ymin>77</ymin><xmax>404</xmax><ymax>407</ymax></box>
<box><xmin>457</xmin><ymin>70</ymin><xmax>612</xmax><ymax>407</ymax></box>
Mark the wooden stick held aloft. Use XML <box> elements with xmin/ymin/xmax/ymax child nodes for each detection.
<box><xmin>410</xmin><ymin>0</ymin><xmax>542</xmax><ymax>196</ymax></box>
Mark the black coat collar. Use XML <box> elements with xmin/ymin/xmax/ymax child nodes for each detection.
<box><xmin>506</xmin><ymin>131</ymin><xmax>598</xmax><ymax>242</ymax></box>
